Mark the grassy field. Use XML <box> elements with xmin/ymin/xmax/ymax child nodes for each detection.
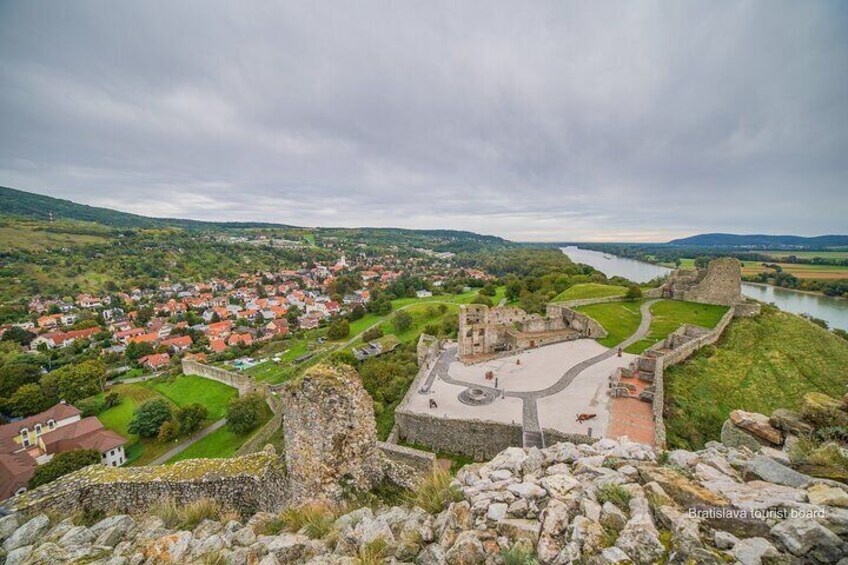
<box><xmin>575</xmin><ymin>299</ymin><xmax>644</xmax><ymax>348</ymax></box>
<box><xmin>664</xmin><ymin>307</ymin><xmax>848</xmax><ymax>450</ymax></box>
<box><xmin>151</xmin><ymin>375</ymin><xmax>238</xmax><ymax>420</ymax></box>
<box><xmin>553</xmin><ymin>283</ymin><xmax>627</xmax><ymax>302</ymax></box>
<box><xmin>575</xmin><ymin>299</ymin><xmax>727</xmax><ymax>353</ymax></box>
<box><xmin>761</xmin><ymin>250</ymin><xmax>848</xmax><ymax>260</ymax></box>
<box><xmin>626</xmin><ymin>300</ymin><xmax>728</xmax><ymax>354</ymax></box>
<box><xmin>166</xmin><ymin>402</ymin><xmax>273</xmax><ymax>464</ymax></box>
<box><xmin>97</xmin><ymin>376</ymin><xmax>240</xmax><ymax>465</ymax></box>
<box><xmin>673</xmin><ymin>257</ymin><xmax>848</xmax><ymax>280</ymax></box>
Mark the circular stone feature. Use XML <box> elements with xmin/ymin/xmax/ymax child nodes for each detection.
<box><xmin>459</xmin><ymin>386</ymin><xmax>497</xmax><ymax>406</ymax></box>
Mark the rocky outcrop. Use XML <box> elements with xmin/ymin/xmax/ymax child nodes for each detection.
<box><xmin>3</xmin><ymin>436</ymin><xmax>848</xmax><ymax>564</ymax></box>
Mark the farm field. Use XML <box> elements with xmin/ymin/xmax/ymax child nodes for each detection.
<box><xmin>664</xmin><ymin>307</ymin><xmax>848</xmax><ymax>450</ymax></box>
<box><xmin>673</xmin><ymin>257</ymin><xmax>848</xmax><ymax>280</ymax></box>
<box><xmin>0</xmin><ymin>221</ymin><xmax>109</xmax><ymax>250</ymax></box>
<box><xmin>760</xmin><ymin>250</ymin><xmax>848</xmax><ymax>260</ymax></box>
<box><xmin>553</xmin><ymin>283</ymin><xmax>627</xmax><ymax>302</ymax></box>
<box><xmin>96</xmin><ymin>377</ymin><xmax>239</xmax><ymax>465</ymax></box>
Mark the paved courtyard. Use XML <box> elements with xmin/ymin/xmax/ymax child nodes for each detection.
<box><xmin>404</xmin><ymin>299</ymin><xmax>659</xmax><ymax>444</ymax></box>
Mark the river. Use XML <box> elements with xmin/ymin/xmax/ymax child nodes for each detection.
<box><xmin>560</xmin><ymin>246</ymin><xmax>848</xmax><ymax>331</ymax></box>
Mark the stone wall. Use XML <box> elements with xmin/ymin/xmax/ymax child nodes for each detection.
<box><xmin>181</xmin><ymin>358</ymin><xmax>256</xmax><ymax>395</ymax></box>
<box><xmin>416</xmin><ymin>333</ymin><xmax>440</xmax><ymax>367</ymax></box>
<box><xmin>394</xmin><ymin>410</ymin><xmax>525</xmax><ymax>460</ymax></box>
<box><xmin>377</xmin><ymin>442</ymin><xmax>436</xmax><ymax>475</ymax></box>
<box><xmin>2</xmin><ymin>449</ymin><xmax>287</xmax><ymax>516</ymax></box>
<box><xmin>647</xmin><ymin>308</ymin><xmax>736</xmax><ymax>448</ymax></box>
<box><xmin>280</xmin><ymin>364</ymin><xmax>386</xmax><ymax>504</ymax></box>
<box><xmin>458</xmin><ymin>303</ymin><xmax>606</xmax><ymax>359</ymax></box>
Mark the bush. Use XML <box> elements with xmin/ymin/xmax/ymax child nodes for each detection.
<box><xmin>625</xmin><ymin>285</ymin><xmax>643</xmax><ymax>300</ymax></box>
<box><xmin>128</xmin><ymin>399</ymin><xmax>172</xmax><ymax>438</ymax></box>
<box><xmin>597</xmin><ymin>484</ymin><xmax>632</xmax><ymax>510</ymax></box>
<box><xmin>275</xmin><ymin>502</ymin><xmax>342</xmax><ymax>539</ymax></box>
<box><xmin>362</xmin><ymin>326</ymin><xmax>384</xmax><ymax>342</ymax></box>
<box><xmin>76</xmin><ymin>397</ymin><xmax>105</xmax><ymax>417</ymax></box>
<box><xmin>157</xmin><ymin>420</ymin><xmax>180</xmax><ymax>442</ymax></box>
<box><xmin>393</xmin><ymin>311</ymin><xmax>413</xmax><ymax>332</ymax></box>
<box><xmin>226</xmin><ymin>392</ymin><xmax>265</xmax><ymax>434</ymax></box>
<box><xmin>327</xmin><ymin>319</ymin><xmax>350</xmax><ymax>340</ymax></box>
<box><xmin>29</xmin><ymin>449</ymin><xmax>100</xmax><ymax>489</ymax></box>
<box><xmin>149</xmin><ymin>498</ymin><xmax>221</xmax><ymax>530</ymax></box>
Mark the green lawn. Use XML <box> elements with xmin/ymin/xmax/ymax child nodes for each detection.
<box><xmin>626</xmin><ymin>300</ymin><xmax>728</xmax><ymax>354</ymax></box>
<box><xmin>151</xmin><ymin>375</ymin><xmax>238</xmax><ymax>420</ymax></box>
<box><xmin>575</xmin><ymin>300</ymin><xmax>645</xmax><ymax>348</ymax></box>
<box><xmin>554</xmin><ymin>283</ymin><xmax>627</xmax><ymax>302</ymax></box>
<box><xmin>576</xmin><ymin>299</ymin><xmax>728</xmax><ymax>353</ymax></box>
<box><xmin>166</xmin><ymin>403</ymin><xmax>273</xmax><ymax>463</ymax></box>
<box><xmin>664</xmin><ymin>307</ymin><xmax>848</xmax><ymax>450</ymax></box>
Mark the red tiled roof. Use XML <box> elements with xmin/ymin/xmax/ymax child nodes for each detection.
<box><xmin>40</xmin><ymin>416</ymin><xmax>126</xmax><ymax>454</ymax></box>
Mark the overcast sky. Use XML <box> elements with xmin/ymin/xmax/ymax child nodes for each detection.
<box><xmin>1</xmin><ymin>2</ymin><xmax>846</xmax><ymax>242</ymax></box>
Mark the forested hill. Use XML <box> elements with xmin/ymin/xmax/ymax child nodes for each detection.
<box><xmin>669</xmin><ymin>233</ymin><xmax>848</xmax><ymax>249</ymax></box>
<box><xmin>0</xmin><ymin>186</ymin><xmax>510</xmax><ymax>250</ymax></box>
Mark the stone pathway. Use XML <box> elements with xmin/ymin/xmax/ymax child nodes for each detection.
<box><xmin>420</xmin><ymin>300</ymin><xmax>659</xmax><ymax>445</ymax></box>
<box><xmin>148</xmin><ymin>418</ymin><xmax>227</xmax><ymax>466</ymax></box>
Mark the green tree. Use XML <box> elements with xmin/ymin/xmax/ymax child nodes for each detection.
<box><xmin>1</xmin><ymin>327</ymin><xmax>36</xmax><ymax>347</ymax></box>
<box><xmin>694</xmin><ymin>256</ymin><xmax>712</xmax><ymax>269</ymax></box>
<box><xmin>41</xmin><ymin>360</ymin><xmax>105</xmax><ymax>404</ymax></box>
<box><xmin>393</xmin><ymin>311</ymin><xmax>413</xmax><ymax>332</ymax></box>
<box><xmin>176</xmin><ymin>403</ymin><xmax>208</xmax><ymax>435</ymax></box>
<box><xmin>226</xmin><ymin>393</ymin><xmax>265</xmax><ymax>434</ymax></box>
<box><xmin>9</xmin><ymin>383</ymin><xmax>53</xmax><ymax>417</ymax></box>
<box><xmin>0</xmin><ymin>363</ymin><xmax>42</xmax><ymax>398</ymax></box>
<box><xmin>128</xmin><ymin>399</ymin><xmax>172</xmax><ymax>438</ymax></box>
<box><xmin>29</xmin><ymin>449</ymin><xmax>101</xmax><ymax>489</ymax></box>
<box><xmin>327</xmin><ymin>319</ymin><xmax>350</xmax><ymax>340</ymax></box>
<box><xmin>505</xmin><ymin>279</ymin><xmax>523</xmax><ymax>302</ymax></box>
<box><xmin>126</xmin><ymin>341</ymin><xmax>154</xmax><ymax>362</ymax></box>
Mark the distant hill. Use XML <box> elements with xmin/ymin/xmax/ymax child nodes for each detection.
<box><xmin>0</xmin><ymin>185</ymin><xmax>510</xmax><ymax>251</ymax></box>
<box><xmin>669</xmin><ymin>233</ymin><xmax>848</xmax><ymax>249</ymax></box>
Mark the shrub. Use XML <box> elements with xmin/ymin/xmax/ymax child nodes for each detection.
<box><xmin>128</xmin><ymin>399</ymin><xmax>172</xmax><ymax>438</ymax></box>
<box><xmin>226</xmin><ymin>392</ymin><xmax>265</xmax><ymax>434</ymax></box>
<box><xmin>501</xmin><ymin>544</ymin><xmax>540</xmax><ymax>565</ymax></box>
<box><xmin>357</xmin><ymin>539</ymin><xmax>389</xmax><ymax>565</ymax></box>
<box><xmin>597</xmin><ymin>484</ymin><xmax>632</xmax><ymax>511</ymax></box>
<box><xmin>407</xmin><ymin>468</ymin><xmax>463</xmax><ymax>514</ymax></box>
<box><xmin>29</xmin><ymin>449</ymin><xmax>101</xmax><ymax>489</ymax></box>
<box><xmin>76</xmin><ymin>396</ymin><xmax>105</xmax><ymax>417</ymax></box>
<box><xmin>327</xmin><ymin>319</ymin><xmax>350</xmax><ymax>340</ymax></box>
<box><xmin>157</xmin><ymin>420</ymin><xmax>180</xmax><ymax>442</ymax></box>
<box><xmin>625</xmin><ymin>285</ymin><xmax>643</xmax><ymax>300</ymax></box>
<box><xmin>393</xmin><ymin>311</ymin><xmax>413</xmax><ymax>332</ymax></box>
<box><xmin>362</xmin><ymin>326</ymin><xmax>384</xmax><ymax>342</ymax></box>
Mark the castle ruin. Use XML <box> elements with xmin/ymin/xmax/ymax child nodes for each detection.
<box><xmin>458</xmin><ymin>303</ymin><xmax>606</xmax><ymax>360</ymax></box>
<box><xmin>659</xmin><ymin>257</ymin><xmax>744</xmax><ymax>306</ymax></box>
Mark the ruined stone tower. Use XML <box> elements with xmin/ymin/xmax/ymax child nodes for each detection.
<box><xmin>280</xmin><ymin>364</ymin><xmax>385</xmax><ymax>504</ymax></box>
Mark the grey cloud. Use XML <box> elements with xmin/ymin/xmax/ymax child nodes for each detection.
<box><xmin>0</xmin><ymin>1</ymin><xmax>846</xmax><ymax>241</ymax></box>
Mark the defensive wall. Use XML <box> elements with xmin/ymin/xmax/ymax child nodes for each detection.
<box><xmin>2</xmin><ymin>448</ymin><xmax>287</xmax><ymax>515</ymax></box>
<box><xmin>181</xmin><ymin>358</ymin><xmax>257</xmax><ymax>395</ymax></box>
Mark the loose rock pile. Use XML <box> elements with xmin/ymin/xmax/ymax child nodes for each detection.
<box><xmin>2</xmin><ymin>435</ymin><xmax>848</xmax><ymax>564</ymax></box>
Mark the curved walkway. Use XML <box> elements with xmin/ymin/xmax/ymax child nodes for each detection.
<box><xmin>148</xmin><ymin>418</ymin><xmax>226</xmax><ymax>466</ymax></box>
<box><xmin>420</xmin><ymin>299</ymin><xmax>659</xmax><ymax>437</ymax></box>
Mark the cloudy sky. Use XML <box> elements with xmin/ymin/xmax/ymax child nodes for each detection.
<box><xmin>1</xmin><ymin>2</ymin><xmax>846</xmax><ymax>241</ymax></box>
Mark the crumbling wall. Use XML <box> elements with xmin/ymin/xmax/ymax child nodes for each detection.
<box><xmin>182</xmin><ymin>358</ymin><xmax>256</xmax><ymax>395</ymax></box>
<box><xmin>280</xmin><ymin>364</ymin><xmax>386</xmax><ymax>503</ymax></box>
<box><xmin>662</xmin><ymin>258</ymin><xmax>743</xmax><ymax>306</ymax></box>
<box><xmin>2</xmin><ymin>449</ymin><xmax>287</xmax><ymax>515</ymax></box>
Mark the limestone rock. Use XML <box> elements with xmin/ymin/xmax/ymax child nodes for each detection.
<box><xmin>720</xmin><ymin>419</ymin><xmax>767</xmax><ymax>451</ymax></box>
<box><xmin>802</xmin><ymin>392</ymin><xmax>848</xmax><ymax>428</ymax></box>
<box><xmin>808</xmin><ymin>483</ymin><xmax>848</xmax><ymax>507</ymax></box>
<box><xmin>3</xmin><ymin>515</ymin><xmax>50</xmax><ymax>552</ymax></box>
<box><xmin>59</xmin><ymin>525</ymin><xmax>95</xmax><ymax>548</ymax></box>
<box><xmin>0</xmin><ymin>515</ymin><xmax>20</xmax><ymax>543</ymax></box>
<box><xmin>144</xmin><ymin>531</ymin><xmax>193</xmax><ymax>563</ymax></box>
<box><xmin>769</xmin><ymin>408</ymin><xmax>814</xmax><ymax>436</ymax></box>
<box><xmin>540</xmin><ymin>474</ymin><xmax>580</xmax><ymax>499</ymax></box>
<box><xmin>265</xmin><ymin>533</ymin><xmax>314</xmax><ymax>562</ymax></box>
<box><xmin>4</xmin><ymin>545</ymin><xmax>34</xmax><ymax>565</ymax></box>
<box><xmin>638</xmin><ymin>466</ymin><xmax>728</xmax><ymax>508</ymax></box>
<box><xmin>444</xmin><ymin>530</ymin><xmax>485</xmax><ymax>565</ymax></box>
<box><xmin>599</xmin><ymin>502</ymin><xmax>627</xmax><ymax>533</ymax></box>
<box><xmin>730</xmin><ymin>410</ymin><xmax>783</xmax><ymax>445</ymax></box>
<box><xmin>496</xmin><ymin>519</ymin><xmax>540</xmax><ymax>545</ymax></box>
<box><xmin>507</xmin><ymin>482</ymin><xmax>546</xmax><ymax>499</ymax></box>
<box><xmin>771</xmin><ymin>518</ymin><xmax>844</xmax><ymax>562</ymax></box>
<box><xmin>731</xmin><ymin>537</ymin><xmax>779</xmax><ymax>565</ymax></box>
<box><xmin>742</xmin><ymin>455</ymin><xmax>811</xmax><ymax>488</ymax></box>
